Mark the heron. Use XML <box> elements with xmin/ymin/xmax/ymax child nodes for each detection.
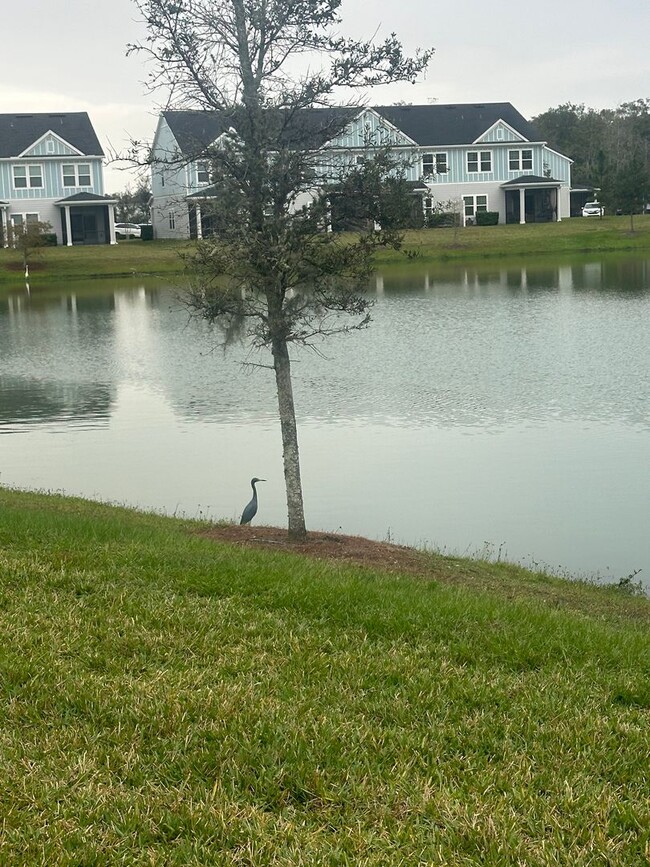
<box><xmin>240</xmin><ymin>477</ymin><xmax>266</xmax><ymax>525</ymax></box>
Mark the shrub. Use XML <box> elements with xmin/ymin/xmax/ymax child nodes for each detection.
<box><xmin>425</xmin><ymin>211</ymin><xmax>459</xmax><ymax>228</ymax></box>
<box><xmin>476</xmin><ymin>211</ymin><xmax>499</xmax><ymax>226</ymax></box>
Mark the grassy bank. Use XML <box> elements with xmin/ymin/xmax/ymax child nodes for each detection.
<box><xmin>1</xmin><ymin>487</ymin><xmax>649</xmax><ymax>865</ymax></box>
<box><xmin>1</xmin><ymin>217</ymin><xmax>650</xmax><ymax>288</ymax></box>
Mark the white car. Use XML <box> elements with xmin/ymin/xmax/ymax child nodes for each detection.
<box><xmin>582</xmin><ymin>202</ymin><xmax>604</xmax><ymax>217</ymax></box>
<box><xmin>115</xmin><ymin>222</ymin><xmax>142</xmax><ymax>239</ymax></box>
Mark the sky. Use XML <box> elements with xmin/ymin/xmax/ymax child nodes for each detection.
<box><xmin>1</xmin><ymin>0</ymin><xmax>648</xmax><ymax>192</ymax></box>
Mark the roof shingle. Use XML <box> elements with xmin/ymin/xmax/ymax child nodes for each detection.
<box><xmin>0</xmin><ymin>113</ymin><xmax>104</xmax><ymax>158</ymax></box>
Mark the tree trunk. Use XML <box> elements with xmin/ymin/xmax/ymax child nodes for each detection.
<box><xmin>272</xmin><ymin>337</ymin><xmax>307</xmax><ymax>539</ymax></box>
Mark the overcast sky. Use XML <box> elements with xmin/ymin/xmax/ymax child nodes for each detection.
<box><xmin>1</xmin><ymin>0</ymin><xmax>648</xmax><ymax>191</ymax></box>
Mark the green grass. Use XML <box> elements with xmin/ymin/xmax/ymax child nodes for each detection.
<box><xmin>1</xmin><ymin>487</ymin><xmax>649</xmax><ymax>865</ymax></box>
<box><xmin>1</xmin><ymin>217</ymin><xmax>650</xmax><ymax>289</ymax></box>
<box><xmin>0</xmin><ymin>239</ymin><xmax>191</xmax><ymax>287</ymax></box>
<box><xmin>385</xmin><ymin>215</ymin><xmax>650</xmax><ymax>264</ymax></box>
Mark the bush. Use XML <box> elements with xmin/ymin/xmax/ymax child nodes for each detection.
<box><xmin>42</xmin><ymin>233</ymin><xmax>58</xmax><ymax>246</ymax></box>
<box><xmin>425</xmin><ymin>211</ymin><xmax>459</xmax><ymax>228</ymax></box>
<box><xmin>475</xmin><ymin>211</ymin><xmax>499</xmax><ymax>226</ymax></box>
<box><xmin>140</xmin><ymin>224</ymin><xmax>154</xmax><ymax>241</ymax></box>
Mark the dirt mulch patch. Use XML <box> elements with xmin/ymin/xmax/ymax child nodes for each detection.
<box><xmin>199</xmin><ymin>524</ymin><xmax>437</xmax><ymax>577</ymax></box>
<box><xmin>3</xmin><ymin>261</ymin><xmax>45</xmax><ymax>272</ymax></box>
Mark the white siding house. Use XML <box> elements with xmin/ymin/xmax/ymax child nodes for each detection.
<box><xmin>149</xmin><ymin>103</ymin><xmax>573</xmax><ymax>238</ymax></box>
<box><xmin>0</xmin><ymin>113</ymin><xmax>116</xmax><ymax>247</ymax></box>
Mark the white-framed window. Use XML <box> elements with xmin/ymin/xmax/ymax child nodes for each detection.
<box><xmin>508</xmin><ymin>149</ymin><xmax>533</xmax><ymax>171</ymax></box>
<box><xmin>47</xmin><ymin>139</ymin><xmax>55</xmax><ymax>154</ymax></box>
<box><xmin>463</xmin><ymin>194</ymin><xmax>488</xmax><ymax>217</ymax></box>
<box><xmin>423</xmin><ymin>196</ymin><xmax>434</xmax><ymax>215</ymax></box>
<box><xmin>466</xmin><ymin>151</ymin><xmax>492</xmax><ymax>173</ymax></box>
<box><xmin>196</xmin><ymin>161</ymin><xmax>210</xmax><ymax>185</ymax></box>
<box><xmin>10</xmin><ymin>213</ymin><xmax>40</xmax><ymax>229</ymax></box>
<box><xmin>423</xmin><ymin>152</ymin><xmax>448</xmax><ymax>176</ymax></box>
<box><xmin>12</xmin><ymin>164</ymin><xmax>43</xmax><ymax>189</ymax></box>
<box><xmin>169</xmin><ymin>212</ymin><xmax>176</xmax><ymax>230</ymax></box>
<box><xmin>62</xmin><ymin>164</ymin><xmax>92</xmax><ymax>187</ymax></box>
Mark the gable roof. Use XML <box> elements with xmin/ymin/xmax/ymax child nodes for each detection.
<box><xmin>374</xmin><ymin>103</ymin><xmax>539</xmax><ymax>146</ymax></box>
<box><xmin>0</xmin><ymin>113</ymin><xmax>104</xmax><ymax>158</ymax></box>
<box><xmin>162</xmin><ymin>103</ymin><xmax>540</xmax><ymax>157</ymax></box>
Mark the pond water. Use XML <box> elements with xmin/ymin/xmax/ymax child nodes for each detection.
<box><xmin>1</xmin><ymin>255</ymin><xmax>649</xmax><ymax>586</ymax></box>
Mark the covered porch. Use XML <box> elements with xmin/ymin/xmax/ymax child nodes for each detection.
<box><xmin>502</xmin><ymin>176</ymin><xmax>563</xmax><ymax>224</ymax></box>
<box><xmin>0</xmin><ymin>202</ymin><xmax>8</xmax><ymax>248</ymax></box>
<box><xmin>186</xmin><ymin>187</ymin><xmax>221</xmax><ymax>240</ymax></box>
<box><xmin>56</xmin><ymin>193</ymin><xmax>118</xmax><ymax>246</ymax></box>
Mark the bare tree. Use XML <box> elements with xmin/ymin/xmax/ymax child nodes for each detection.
<box><xmin>131</xmin><ymin>0</ymin><xmax>433</xmax><ymax>538</ymax></box>
<box><xmin>9</xmin><ymin>220</ymin><xmax>53</xmax><ymax>279</ymax></box>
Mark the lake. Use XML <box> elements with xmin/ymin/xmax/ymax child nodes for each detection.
<box><xmin>1</xmin><ymin>255</ymin><xmax>649</xmax><ymax>587</ymax></box>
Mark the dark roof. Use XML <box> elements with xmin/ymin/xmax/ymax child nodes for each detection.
<box><xmin>375</xmin><ymin>103</ymin><xmax>539</xmax><ymax>146</ymax></box>
<box><xmin>162</xmin><ymin>111</ymin><xmax>228</xmax><ymax>157</ymax></box>
<box><xmin>163</xmin><ymin>103</ymin><xmax>540</xmax><ymax>155</ymax></box>
<box><xmin>501</xmin><ymin>174</ymin><xmax>561</xmax><ymax>186</ymax></box>
<box><xmin>0</xmin><ymin>112</ymin><xmax>104</xmax><ymax>158</ymax></box>
<box><xmin>56</xmin><ymin>192</ymin><xmax>116</xmax><ymax>203</ymax></box>
<box><xmin>163</xmin><ymin>107</ymin><xmax>359</xmax><ymax>156</ymax></box>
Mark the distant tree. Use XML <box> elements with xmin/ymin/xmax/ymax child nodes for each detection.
<box><xmin>533</xmin><ymin>99</ymin><xmax>650</xmax><ymax>191</ymax></box>
<box><xmin>605</xmin><ymin>157</ymin><xmax>650</xmax><ymax>231</ymax></box>
<box><xmin>9</xmin><ymin>220</ymin><xmax>53</xmax><ymax>278</ymax></box>
<box><xmin>112</xmin><ymin>179</ymin><xmax>151</xmax><ymax>223</ymax></box>
<box><xmin>130</xmin><ymin>0</ymin><xmax>433</xmax><ymax>539</ymax></box>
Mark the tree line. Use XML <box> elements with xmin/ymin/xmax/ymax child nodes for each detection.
<box><xmin>533</xmin><ymin>100</ymin><xmax>650</xmax><ymax>221</ymax></box>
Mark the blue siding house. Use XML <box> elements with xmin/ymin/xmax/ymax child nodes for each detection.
<box><xmin>0</xmin><ymin>112</ymin><xmax>117</xmax><ymax>247</ymax></box>
<box><xmin>149</xmin><ymin>103</ymin><xmax>573</xmax><ymax>238</ymax></box>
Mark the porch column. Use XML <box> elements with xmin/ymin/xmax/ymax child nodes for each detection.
<box><xmin>0</xmin><ymin>207</ymin><xmax>8</xmax><ymax>248</ymax></box>
<box><xmin>556</xmin><ymin>187</ymin><xmax>562</xmax><ymax>222</ymax></box>
<box><xmin>108</xmin><ymin>204</ymin><xmax>117</xmax><ymax>244</ymax></box>
<box><xmin>64</xmin><ymin>205</ymin><xmax>73</xmax><ymax>246</ymax></box>
<box><xmin>196</xmin><ymin>203</ymin><xmax>203</xmax><ymax>240</ymax></box>
<box><xmin>519</xmin><ymin>188</ymin><xmax>526</xmax><ymax>224</ymax></box>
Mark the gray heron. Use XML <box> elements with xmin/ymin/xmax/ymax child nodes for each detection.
<box><xmin>240</xmin><ymin>478</ymin><xmax>266</xmax><ymax>525</ymax></box>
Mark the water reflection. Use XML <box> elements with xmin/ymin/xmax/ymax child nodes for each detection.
<box><xmin>0</xmin><ymin>376</ymin><xmax>113</xmax><ymax>431</ymax></box>
<box><xmin>1</xmin><ymin>257</ymin><xmax>649</xmax><ymax>583</ymax></box>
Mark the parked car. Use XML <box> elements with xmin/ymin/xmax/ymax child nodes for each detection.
<box><xmin>115</xmin><ymin>222</ymin><xmax>142</xmax><ymax>239</ymax></box>
<box><xmin>582</xmin><ymin>202</ymin><xmax>604</xmax><ymax>217</ymax></box>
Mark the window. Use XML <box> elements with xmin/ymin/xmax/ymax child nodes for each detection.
<box><xmin>62</xmin><ymin>164</ymin><xmax>91</xmax><ymax>187</ymax></box>
<box><xmin>13</xmin><ymin>164</ymin><xmax>43</xmax><ymax>189</ymax></box>
<box><xmin>423</xmin><ymin>152</ymin><xmax>448</xmax><ymax>176</ymax></box>
<box><xmin>463</xmin><ymin>194</ymin><xmax>488</xmax><ymax>217</ymax></box>
<box><xmin>196</xmin><ymin>161</ymin><xmax>210</xmax><ymax>185</ymax></box>
<box><xmin>169</xmin><ymin>212</ymin><xmax>176</xmax><ymax>230</ymax></box>
<box><xmin>10</xmin><ymin>213</ymin><xmax>39</xmax><ymax>230</ymax></box>
<box><xmin>467</xmin><ymin>151</ymin><xmax>492</xmax><ymax>173</ymax></box>
<box><xmin>47</xmin><ymin>139</ymin><xmax>55</xmax><ymax>154</ymax></box>
<box><xmin>508</xmin><ymin>149</ymin><xmax>533</xmax><ymax>171</ymax></box>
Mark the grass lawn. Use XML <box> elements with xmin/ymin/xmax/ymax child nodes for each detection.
<box><xmin>1</xmin><ymin>487</ymin><xmax>649</xmax><ymax>865</ymax></box>
<box><xmin>1</xmin><ymin>217</ymin><xmax>650</xmax><ymax>289</ymax></box>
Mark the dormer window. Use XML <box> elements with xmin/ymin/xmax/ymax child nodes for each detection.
<box><xmin>13</xmin><ymin>164</ymin><xmax>43</xmax><ymax>189</ymax></box>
